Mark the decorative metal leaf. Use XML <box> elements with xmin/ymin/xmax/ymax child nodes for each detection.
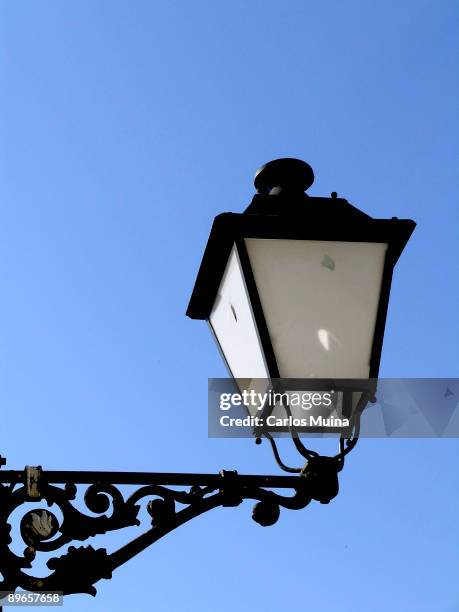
<box><xmin>30</xmin><ymin>512</ymin><xmax>54</xmax><ymax>539</ymax></box>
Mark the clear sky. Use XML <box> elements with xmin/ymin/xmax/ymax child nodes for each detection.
<box><xmin>0</xmin><ymin>1</ymin><xmax>458</xmax><ymax>611</ymax></box>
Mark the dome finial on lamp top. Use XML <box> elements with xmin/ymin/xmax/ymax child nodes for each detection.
<box><xmin>254</xmin><ymin>158</ymin><xmax>315</xmax><ymax>196</ymax></box>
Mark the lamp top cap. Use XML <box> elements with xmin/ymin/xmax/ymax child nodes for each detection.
<box><xmin>254</xmin><ymin>158</ymin><xmax>315</xmax><ymax>195</ymax></box>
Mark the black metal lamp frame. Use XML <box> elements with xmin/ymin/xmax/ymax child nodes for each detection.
<box><xmin>186</xmin><ymin>161</ymin><xmax>415</xmax><ymax>381</ymax></box>
<box><xmin>0</xmin><ymin>159</ymin><xmax>415</xmax><ymax>604</ymax></box>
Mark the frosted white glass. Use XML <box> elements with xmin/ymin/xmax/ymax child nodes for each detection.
<box><xmin>209</xmin><ymin>246</ymin><xmax>269</xmax><ymax>380</ymax></box>
<box><xmin>245</xmin><ymin>239</ymin><xmax>388</xmax><ymax>378</ymax></box>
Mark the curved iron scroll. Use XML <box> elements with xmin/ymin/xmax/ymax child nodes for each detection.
<box><xmin>0</xmin><ymin>462</ymin><xmax>340</xmax><ymax>597</ymax></box>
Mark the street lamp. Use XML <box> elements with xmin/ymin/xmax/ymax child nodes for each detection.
<box><xmin>187</xmin><ymin>158</ymin><xmax>414</xmax><ymax>382</ymax></box>
<box><xmin>188</xmin><ymin>158</ymin><xmax>415</xmax><ymax>465</ymax></box>
<box><xmin>0</xmin><ymin>159</ymin><xmax>415</xmax><ymax>602</ymax></box>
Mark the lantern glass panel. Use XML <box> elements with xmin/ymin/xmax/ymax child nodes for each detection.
<box><xmin>245</xmin><ymin>238</ymin><xmax>388</xmax><ymax>378</ymax></box>
<box><xmin>209</xmin><ymin>246</ymin><xmax>269</xmax><ymax>379</ymax></box>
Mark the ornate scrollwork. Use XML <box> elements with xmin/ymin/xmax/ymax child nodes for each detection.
<box><xmin>0</xmin><ymin>463</ymin><xmax>339</xmax><ymax>598</ymax></box>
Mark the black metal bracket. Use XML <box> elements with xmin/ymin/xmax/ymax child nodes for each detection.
<box><xmin>0</xmin><ymin>461</ymin><xmax>341</xmax><ymax>598</ymax></box>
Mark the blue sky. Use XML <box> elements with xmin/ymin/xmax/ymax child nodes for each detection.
<box><xmin>0</xmin><ymin>1</ymin><xmax>458</xmax><ymax>610</ymax></box>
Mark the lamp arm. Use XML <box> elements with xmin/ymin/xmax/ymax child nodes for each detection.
<box><xmin>258</xmin><ymin>396</ymin><xmax>362</xmax><ymax>475</ymax></box>
<box><xmin>0</xmin><ymin>464</ymin><xmax>329</xmax><ymax>599</ymax></box>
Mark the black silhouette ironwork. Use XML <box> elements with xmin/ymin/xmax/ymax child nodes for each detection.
<box><xmin>0</xmin><ymin>159</ymin><xmax>415</xmax><ymax>604</ymax></box>
<box><xmin>0</xmin><ymin>461</ymin><xmax>343</xmax><ymax>597</ymax></box>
